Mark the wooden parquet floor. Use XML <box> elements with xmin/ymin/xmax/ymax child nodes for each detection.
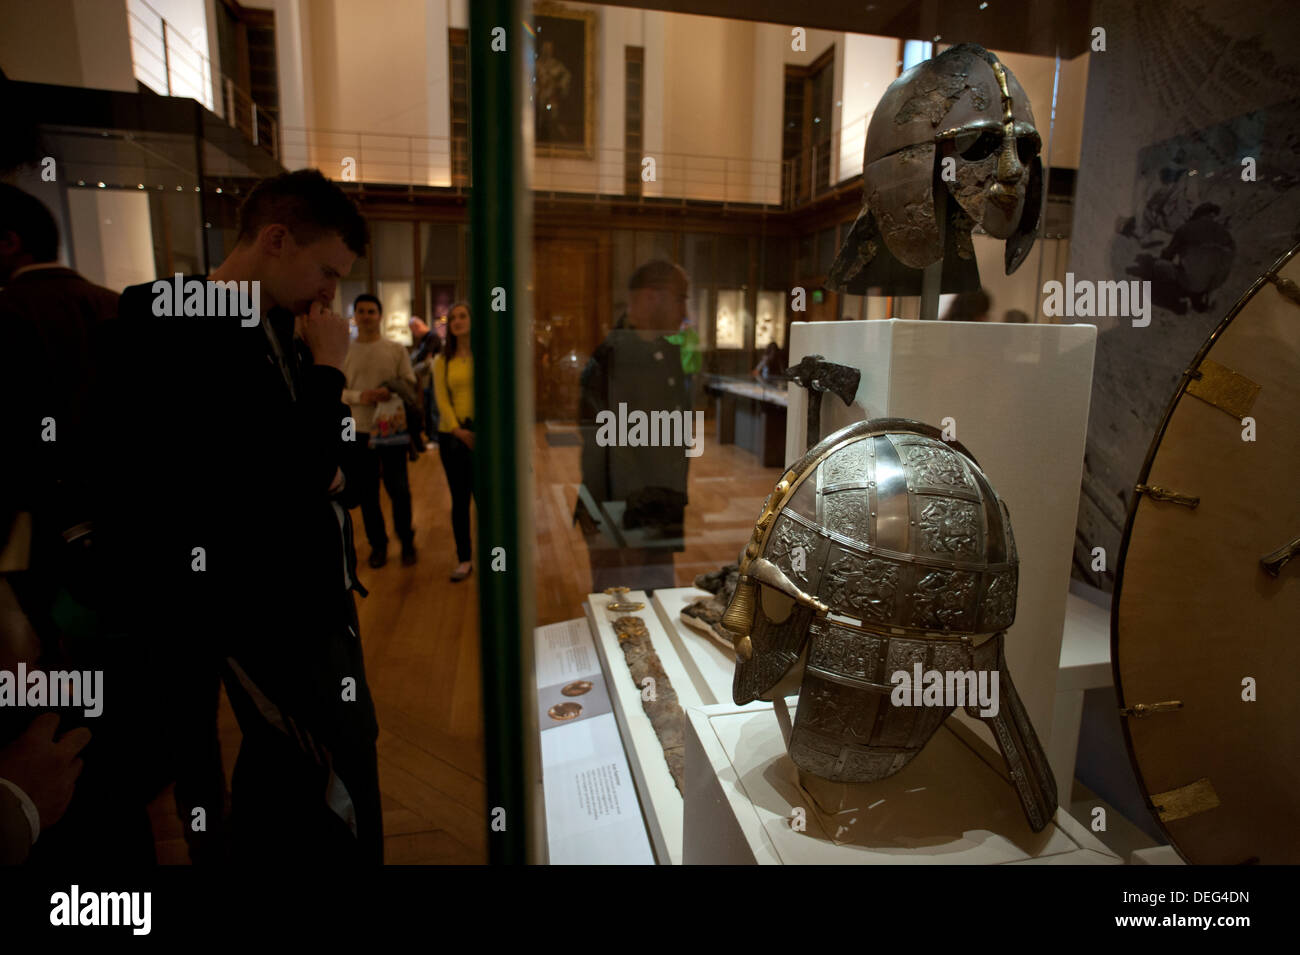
<box><xmin>148</xmin><ymin>415</ymin><xmax>779</xmax><ymax>863</ymax></box>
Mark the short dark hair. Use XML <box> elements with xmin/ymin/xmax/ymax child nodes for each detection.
<box><xmin>353</xmin><ymin>292</ymin><xmax>382</xmax><ymax>314</ymax></box>
<box><xmin>0</xmin><ymin>183</ymin><xmax>59</xmax><ymax>263</ymax></box>
<box><xmin>236</xmin><ymin>169</ymin><xmax>369</xmax><ymax>256</ymax></box>
<box><xmin>629</xmin><ymin>260</ymin><xmax>687</xmax><ymax>292</ymax></box>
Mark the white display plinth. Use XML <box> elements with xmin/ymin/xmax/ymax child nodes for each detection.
<box><xmin>684</xmin><ymin>700</ymin><xmax>1120</xmax><ymax>865</ymax></box>
<box><xmin>651</xmin><ymin>586</ymin><xmax>765</xmax><ymax>706</ymax></box>
<box><xmin>1050</xmin><ymin>591</ymin><xmax>1114</xmax><ymax>801</ymax></box>
<box><xmin>1131</xmin><ymin>846</ymin><xmax>1185</xmax><ymax>865</ymax></box>
<box><xmin>787</xmin><ymin>319</ymin><xmax>1097</xmax><ymax>753</ymax></box>
<box><xmin>585</xmin><ymin>592</ymin><xmax>707</xmax><ymax>865</ymax></box>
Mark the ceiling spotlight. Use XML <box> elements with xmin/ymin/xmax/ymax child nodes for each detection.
<box><xmin>137</xmin><ymin>183</ymin><xmax>144</xmax><ymax>189</ymax></box>
<box><xmin>176</xmin><ymin>186</ymin><xmax>183</xmax><ymax>191</ymax></box>
<box><xmin>77</xmin><ymin>180</ymin><xmax>85</xmax><ymax>186</ymax></box>
<box><xmin>97</xmin><ymin>182</ymin><xmax>105</xmax><ymax>188</ymax></box>
<box><xmin>980</xmin><ymin>2</ymin><xmax>989</xmax><ymax>9</ymax></box>
<box><xmin>216</xmin><ymin>187</ymin><xmax>223</xmax><ymax>194</ymax></box>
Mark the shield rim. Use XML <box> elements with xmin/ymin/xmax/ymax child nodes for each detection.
<box><xmin>1109</xmin><ymin>239</ymin><xmax>1300</xmax><ymax>864</ymax></box>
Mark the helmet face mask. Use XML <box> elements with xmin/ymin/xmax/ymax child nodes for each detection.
<box><xmin>725</xmin><ymin>418</ymin><xmax>1058</xmax><ymax>831</ymax></box>
<box><xmin>939</xmin><ymin>119</ymin><xmax>1041</xmax><ymax>240</ymax></box>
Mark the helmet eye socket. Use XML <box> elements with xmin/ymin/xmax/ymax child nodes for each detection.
<box><xmin>759</xmin><ymin>579</ymin><xmax>796</xmax><ymax>624</ymax></box>
<box><xmin>1016</xmin><ymin>133</ymin><xmax>1040</xmax><ymax>166</ymax></box>
<box><xmin>958</xmin><ymin>129</ymin><xmax>1002</xmax><ymax>161</ymax></box>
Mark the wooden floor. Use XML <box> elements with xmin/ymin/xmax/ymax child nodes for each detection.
<box><xmin>533</xmin><ymin>418</ymin><xmax>785</xmax><ymax>624</ymax></box>
<box><xmin>149</xmin><ymin>415</ymin><xmax>780</xmax><ymax>863</ymax></box>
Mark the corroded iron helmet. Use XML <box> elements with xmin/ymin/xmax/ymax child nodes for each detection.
<box><xmin>828</xmin><ymin>43</ymin><xmax>1042</xmax><ymax>296</ymax></box>
<box><xmin>721</xmin><ymin>418</ymin><xmax>1057</xmax><ymax>831</ymax></box>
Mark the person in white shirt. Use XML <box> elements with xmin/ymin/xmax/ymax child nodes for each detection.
<box><xmin>342</xmin><ymin>294</ymin><xmax>418</xmax><ymax>567</ymax></box>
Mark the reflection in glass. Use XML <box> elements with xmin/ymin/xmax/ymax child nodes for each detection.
<box><xmin>715</xmin><ymin>289</ymin><xmax>747</xmax><ymax>349</ymax></box>
<box><xmin>755</xmin><ymin>291</ymin><xmax>785</xmax><ymax>348</ymax></box>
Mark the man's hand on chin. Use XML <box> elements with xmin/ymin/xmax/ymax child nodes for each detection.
<box><xmin>298</xmin><ymin>301</ymin><xmax>349</xmax><ymax>371</ymax></box>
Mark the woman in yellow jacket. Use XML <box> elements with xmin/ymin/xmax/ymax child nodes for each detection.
<box><xmin>433</xmin><ymin>303</ymin><xmax>475</xmax><ymax>581</ymax></box>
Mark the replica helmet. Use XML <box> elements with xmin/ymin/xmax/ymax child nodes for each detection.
<box><xmin>829</xmin><ymin>43</ymin><xmax>1043</xmax><ymax>295</ymax></box>
<box><xmin>722</xmin><ymin>418</ymin><xmax>1057</xmax><ymax>831</ymax></box>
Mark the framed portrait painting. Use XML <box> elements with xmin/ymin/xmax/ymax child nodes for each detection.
<box><xmin>533</xmin><ymin>3</ymin><xmax>596</xmax><ymax>158</ymax></box>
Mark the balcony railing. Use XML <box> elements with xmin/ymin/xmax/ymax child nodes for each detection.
<box><xmin>283</xmin><ymin>112</ymin><xmax>873</xmax><ymax>210</ymax></box>
<box><xmin>125</xmin><ymin>0</ymin><xmax>279</xmax><ymax>160</ymax></box>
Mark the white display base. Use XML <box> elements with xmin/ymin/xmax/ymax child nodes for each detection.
<box><xmin>685</xmin><ymin>700</ymin><xmax>1121</xmax><ymax>865</ymax></box>
<box><xmin>658</xmin><ymin>585</ymin><xmax>1120</xmax><ymax>819</ymax></box>
<box><xmin>787</xmin><ymin>318</ymin><xmax>1098</xmax><ymax>754</ymax></box>
<box><xmin>534</xmin><ymin>618</ymin><xmax>655</xmax><ymax>865</ymax></box>
<box><xmin>585</xmin><ymin>591</ymin><xmax>708</xmax><ymax>865</ymax></box>
<box><xmin>650</xmin><ymin>586</ymin><xmax>767</xmax><ymax>706</ymax></box>
<box><xmin>1050</xmin><ymin>591</ymin><xmax>1114</xmax><ymax>800</ymax></box>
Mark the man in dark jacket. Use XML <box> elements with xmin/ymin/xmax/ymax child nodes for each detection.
<box><xmin>0</xmin><ymin>184</ymin><xmax>118</xmax><ymax>578</ymax></box>
<box><xmin>0</xmin><ymin>184</ymin><xmax>127</xmax><ymax>864</ymax></box>
<box><xmin>95</xmin><ymin>170</ymin><xmax>383</xmax><ymax>863</ymax></box>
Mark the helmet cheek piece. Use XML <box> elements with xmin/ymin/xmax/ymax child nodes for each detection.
<box><xmin>722</xmin><ymin>558</ymin><xmax>829</xmax><ymax>662</ymax></box>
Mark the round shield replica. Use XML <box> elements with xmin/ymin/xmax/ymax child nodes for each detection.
<box><xmin>1113</xmin><ymin>243</ymin><xmax>1300</xmax><ymax>864</ymax></box>
<box><xmin>720</xmin><ymin>418</ymin><xmax>1057</xmax><ymax>832</ymax></box>
<box><xmin>828</xmin><ymin>43</ymin><xmax>1042</xmax><ymax>296</ymax></box>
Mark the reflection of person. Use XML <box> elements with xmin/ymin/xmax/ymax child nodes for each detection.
<box><xmin>344</xmin><ymin>294</ymin><xmax>418</xmax><ymax>568</ymax></box>
<box><xmin>96</xmin><ymin>169</ymin><xmax>383</xmax><ymax>864</ymax></box>
<box><xmin>535</xmin><ymin>39</ymin><xmax>573</xmax><ymax>142</ymax></box>
<box><xmin>664</xmin><ymin>316</ymin><xmax>702</xmax><ymax>405</ymax></box>
<box><xmin>943</xmin><ymin>289</ymin><xmax>991</xmax><ymax>322</ymax></box>
<box><xmin>578</xmin><ymin>261</ymin><xmax>692</xmax><ymax>593</ymax></box>
<box><xmin>409</xmin><ymin>316</ymin><xmax>441</xmax><ymax>446</ymax></box>
<box><xmin>751</xmin><ymin>342</ymin><xmax>785</xmax><ymax>382</ymax></box>
<box><xmin>433</xmin><ymin>303</ymin><xmax>475</xmax><ymax>582</ymax></box>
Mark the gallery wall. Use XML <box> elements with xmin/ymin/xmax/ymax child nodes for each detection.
<box><xmin>0</xmin><ymin>0</ymin><xmax>136</xmax><ymax>93</ymax></box>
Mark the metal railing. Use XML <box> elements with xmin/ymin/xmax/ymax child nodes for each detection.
<box><xmin>283</xmin><ymin>112</ymin><xmax>874</xmax><ymax>209</ymax></box>
<box><xmin>125</xmin><ymin>0</ymin><xmax>279</xmax><ymax>160</ymax></box>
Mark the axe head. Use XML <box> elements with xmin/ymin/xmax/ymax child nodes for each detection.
<box><xmin>786</xmin><ymin>354</ymin><xmax>861</xmax><ymax>408</ymax></box>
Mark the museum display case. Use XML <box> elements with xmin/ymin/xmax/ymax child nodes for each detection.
<box><xmin>2</xmin><ymin>0</ymin><xmax>1292</xmax><ymax>933</ymax></box>
<box><xmin>455</xmin><ymin>0</ymin><xmax>1299</xmax><ymax>872</ymax></box>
